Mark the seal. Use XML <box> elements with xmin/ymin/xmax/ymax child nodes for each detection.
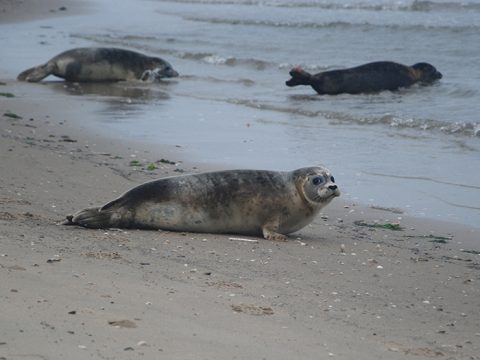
<box><xmin>286</xmin><ymin>61</ymin><xmax>442</xmax><ymax>95</ymax></box>
<box><xmin>17</xmin><ymin>47</ymin><xmax>179</xmax><ymax>82</ymax></box>
<box><xmin>63</xmin><ymin>166</ymin><xmax>340</xmax><ymax>241</ymax></box>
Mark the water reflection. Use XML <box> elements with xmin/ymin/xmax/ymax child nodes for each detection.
<box><xmin>50</xmin><ymin>81</ymin><xmax>172</xmax><ymax>102</ymax></box>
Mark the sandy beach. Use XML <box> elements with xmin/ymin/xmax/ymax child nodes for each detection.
<box><xmin>1</xmin><ymin>2</ymin><xmax>480</xmax><ymax>360</ymax></box>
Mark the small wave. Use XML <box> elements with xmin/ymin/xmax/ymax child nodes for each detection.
<box><xmin>183</xmin><ymin>15</ymin><xmax>480</xmax><ymax>32</ymax></box>
<box><xmin>447</xmin><ymin>87</ymin><xmax>480</xmax><ymax>99</ymax></box>
<box><xmin>72</xmin><ymin>33</ymin><xmax>275</xmax><ymax>70</ymax></box>
<box><xmin>346</xmin><ymin>114</ymin><xmax>480</xmax><ymax>137</ymax></box>
<box><xmin>203</xmin><ymin>54</ymin><xmax>236</xmax><ymax>65</ymax></box>
<box><xmin>275</xmin><ymin>0</ymin><xmax>480</xmax><ymax>12</ymax></box>
<box><xmin>225</xmin><ymin>98</ymin><xmax>480</xmax><ymax>137</ymax></box>
<box><xmin>178</xmin><ymin>50</ymin><xmax>275</xmax><ymax>69</ymax></box>
<box><xmin>365</xmin><ymin>172</ymin><xmax>480</xmax><ymax>190</ymax></box>
<box><xmin>185</xmin><ymin>16</ymin><xmax>354</xmax><ymax>29</ymax></box>
<box><xmin>157</xmin><ymin>0</ymin><xmax>261</xmax><ymax>5</ymax></box>
<box><xmin>158</xmin><ymin>0</ymin><xmax>480</xmax><ymax>12</ymax></box>
<box><xmin>182</xmin><ymin>74</ymin><xmax>255</xmax><ymax>86</ymax></box>
<box><xmin>431</xmin><ymin>196</ymin><xmax>480</xmax><ymax>211</ymax></box>
<box><xmin>177</xmin><ymin>51</ymin><xmax>216</xmax><ymax>61</ymax></box>
<box><xmin>410</xmin><ymin>0</ymin><xmax>480</xmax><ymax>12</ymax></box>
<box><xmin>158</xmin><ymin>0</ymin><xmax>390</xmax><ymax>10</ymax></box>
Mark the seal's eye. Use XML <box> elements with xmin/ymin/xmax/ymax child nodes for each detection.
<box><xmin>330</xmin><ymin>176</ymin><xmax>335</xmax><ymax>183</ymax></box>
<box><xmin>312</xmin><ymin>176</ymin><xmax>324</xmax><ymax>186</ymax></box>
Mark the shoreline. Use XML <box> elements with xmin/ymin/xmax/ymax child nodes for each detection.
<box><xmin>3</xmin><ymin>80</ymin><xmax>478</xmax><ymax>239</ymax></box>
<box><xmin>1</xmin><ymin>3</ymin><xmax>480</xmax><ymax>359</ymax></box>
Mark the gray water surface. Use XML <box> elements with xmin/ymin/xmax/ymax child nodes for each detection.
<box><xmin>1</xmin><ymin>0</ymin><xmax>479</xmax><ymax>227</ymax></box>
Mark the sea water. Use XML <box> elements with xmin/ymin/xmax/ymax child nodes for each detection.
<box><xmin>1</xmin><ymin>0</ymin><xmax>479</xmax><ymax>227</ymax></box>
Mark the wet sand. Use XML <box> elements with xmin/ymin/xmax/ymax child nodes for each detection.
<box><xmin>0</xmin><ymin>0</ymin><xmax>87</xmax><ymax>24</ymax></box>
<box><xmin>1</xmin><ymin>3</ymin><xmax>480</xmax><ymax>360</ymax></box>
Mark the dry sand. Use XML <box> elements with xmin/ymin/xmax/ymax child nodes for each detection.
<box><xmin>1</xmin><ymin>3</ymin><xmax>480</xmax><ymax>360</ymax></box>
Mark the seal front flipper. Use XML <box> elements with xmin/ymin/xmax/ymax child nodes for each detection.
<box><xmin>17</xmin><ymin>62</ymin><xmax>56</xmax><ymax>82</ymax></box>
<box><xmin>262</xmin><ymin>220</ymin><xmax>287</xmax><ymax>242</ymax></box>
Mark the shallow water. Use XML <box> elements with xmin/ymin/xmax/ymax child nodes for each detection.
<box><xmin>1</xmin><ymin>0</ymin><xmax>479</xmax><ymax>227</ymax></box>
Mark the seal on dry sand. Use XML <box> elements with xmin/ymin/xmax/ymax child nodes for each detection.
<box><xmin>63</xmin><ymin>167</ymin><xmax>340</xmax><ymax>241</ymax></box>
<box><xmin>286</xmin><ymin>61</ymin><xmax>442</xmax><ymax>95</ymax></box>
<box><xmin>17</xmin><ymin>47</ymin><xmax>179</xmax><ymax>82</ymax></box>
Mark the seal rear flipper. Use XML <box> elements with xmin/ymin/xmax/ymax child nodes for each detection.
<box><xmin>63</xmin><ymin>207</ymin><xmax>113</xmax><ymax>229</ymax></box>
<box><xmin>17</xmin><ymin>62</ymin><xmax>55</xmax><ymax>82</ymax></box>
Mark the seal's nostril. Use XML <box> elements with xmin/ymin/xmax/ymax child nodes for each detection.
<box><xmin>328</xmin><ymin>185</ymin><xmax>338</xmax><ymax>191</ymax></box>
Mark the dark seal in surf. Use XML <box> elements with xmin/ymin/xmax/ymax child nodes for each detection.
<box><xmin>286</xmin><ymin>61</ymin><xmax>442</xmax><ymax>95</ymax></box>
<box><xmin>17</xmin><ymin>47</ymin><xmax>179</xmax><ymax>82</ymax></box>
<box><xmin>63</xmin><ymin>167</ymin><xmax>340</xmax><ymax>241</ymax></box>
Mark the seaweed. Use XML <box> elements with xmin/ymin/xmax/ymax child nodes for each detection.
<box><xmin>146</xmin><ymin>163</ymin><xmax>157</xmax><ymax>171</ymax></box>
<box><xmin>403</xmin><ymin>234</ymin><xmax>451</xmax><ymax>244</ymax></box>
<box><xmin>158</xmin><ymin>158</ymin><xmax>176</xmax><ymax>165</ymax></box>
<box><xmin>129</xmin><ymin>160</ymin><xmax>142</xmax><ymax>167</ymax></box>
<box><xmin>354</xmin><ymin>220</ymin><xmax>403</xmax><ymax>231</ymax></box>
<box><xmin>0</xmin><ymin>92</ymin><xmax>15</xmax><ymax>98</ymax></box>
<box><xmin>3</xmin><ymin>111</ymin><xmax>22</xmax><ymax>119</ymax></box>
<box><xmin>461</xmin><ymin>249</ymin><xmax>480</xmax><ymax>255</ymax></box>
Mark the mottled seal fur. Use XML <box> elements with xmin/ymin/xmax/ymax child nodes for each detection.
<box><xmin>17</xmin><ymin>47</ymin><xmax>179</xmax><ymax>82</ymax></box>
<box><xmin>63</xmin><ymin>167</ymin><xmax>340</xmax><ymax>241</ymax></box>
<box><xmin>286</xmin><ymin>61</ymin><xmax>442</xmax><ymax>95</ymax></box>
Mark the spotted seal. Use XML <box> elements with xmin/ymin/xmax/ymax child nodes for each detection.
<box><xmin>17</xmin><ymin>47</ymin><xmax>179</xmax><ymax>82</ymax></box>
<box><xmin>286</xmin><ymin>61</ymin><xmax>442</xmax><ymax>95</ymax></box>
<box><xmin>63</xmin><ymin>167</ymin><xmax>340</xmax><ymax>241</ymax></box>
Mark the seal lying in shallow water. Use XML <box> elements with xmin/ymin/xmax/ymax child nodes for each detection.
<box><xmin>17</xmin><ymin>47</ymin><xmax>179</xmax><ymax>82</ymax></box>
<box><xmin>286</xmin><ymin>61</ymin><xmax>442</xmax><ymax>95</ymax></box>
<box><xmin>63</xmin><ymin>167</ymin><xmax>340</xmax><ymax>241</ymax></box>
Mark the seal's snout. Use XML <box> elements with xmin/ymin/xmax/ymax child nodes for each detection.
<box><xmin>143</xmin><ymin>67</ymin><xmax>179</xmax><ymax>81</ymax></box>
<box><xmin>165</xmin><ymin>67</ymin><xmax>179</xmax><ymax>78</ymax></box>
<box><xmin>329</xmin><ymin>185</ymin><xmax>341</xmax><ymax>198</ymax></box>
<box><xmin>286</xmin><ymin>66</ymin><xmax>311</xmax><ymax>87</ymax></box>
<box><xmin>285</xmin><ymin>78</ymin><xmax>296</xmax><ymax>87</ymax></box>
<box><xmin>412</xmin><ymin>62</ymin><xmax>442</xmax><ymax>83</ymax></box>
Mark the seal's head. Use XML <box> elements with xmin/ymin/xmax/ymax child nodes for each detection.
<box><xmin>142</xmin><ymin>57</ymin><xmax>179</xmax><ymax>81</ymax></box>
<box><xmin>293</xmin><ymin>166</ymin><xmax>340</xmax><ymax>206</ymax></box>
<box><xmin>286</xmin><ymin>66</ymin><xmax>314</xmax><ymax>87</ymax></box>
<box><xmin>411</xmin><ymin>62</ymin><xmax>442</xmax><ymax>83</ymax></box>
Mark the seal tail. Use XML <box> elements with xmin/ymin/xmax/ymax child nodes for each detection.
<box><xmin>17</xmin><ymin>62</ymin><xmax>55</xmax><ymax>82</ymax></box>
<box><xmin>62</xmin><ymin>207</ymin><xmax>113</xmax><ymax>229</ymax></box>
<box><xmin>285</xmin><ymin>66</ymin><xmax>313</xmax><ymax>87</ymax></box>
